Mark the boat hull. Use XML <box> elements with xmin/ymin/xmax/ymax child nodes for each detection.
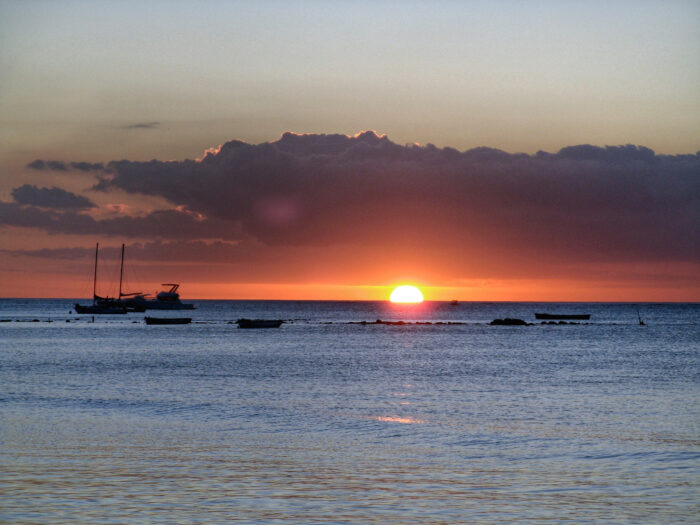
<box><xmin>145</xmin><ymin>317</ymin><xmax>192</xmax><ymax>325</ymax></box>
<box><xmin>74</xmin><ymin>303</ymin><xmax>127</xmax><ymax>315</ymax></box>
<box><xmin>535</xmin><ymin>313</ymin><xmax>590</xmax><ymax>320</ymax></box>
<box><xmin>143</xmin><ymin>302</ymin><xmax>195</xmax><ymax>310</ymax></box>
<box><xmin>123</xmin><ymin>298</ymin><xmax>195</xmax><ymax>310</ymax></box>
<box><xmin>236</xmin><ymin>319</ymin><xmax>284</xmax><ymax>329</ymax></box>
<box><xmin>126</xmin><ymin>304</ymin><xmax>147</xmax><ymax>313</ymax></box>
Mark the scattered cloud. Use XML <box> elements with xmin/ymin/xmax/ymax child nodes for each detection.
<box><xmin>5</xmin><ymin>246</ymin><xmax>93</xmax><ymax>260</ymax></box>
<box><xmin>26</xmin><ymin>159</ymin><xmax>47</xmax><ymax>170</ymax></box>
<box><xmin>26</xmin><ymin>159</ymin><xmax>68</xmax><ymax>171</ymax></box>
<box><xmin>120</xmin><ymin>121</ymin><xmax>160</xmax><ymax>130</ymax></box>
<box><xmin>8</xmin><ymin>240</ymin><xmax>246</xmax><ymax>262</ymax></box>
<box><xmin>70</xmin><ymin>161</ymin><xmax>105</xmax><ymax>171</ymax></box>
<box><xmin>27</xmin><ymin>160</ymin><xmax>105</xmax><ymax>171</ymax></box>
<box><xmin>0</xmin><ymin>201</ymin><xmax>235</xmax><ymax>240</ymax></box>
<box><xmin>11</xmin><ymin>184</ymin><xmax>96</xmax><ymax>210</ymax></box>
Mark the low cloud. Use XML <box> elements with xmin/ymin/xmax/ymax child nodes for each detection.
<box><xmin>10</xmin><ymin>240</ymin><xmax>246</xmax><ymax>262</ymax></box>
<box><xmin>0</xmin><ymin>201</ymin><xmax>235</xmax><ymax>240</ymax></box>
<box><xmin>5</xmin><ymin>132</ymin><xmax>699</xmax><ymax>277</ymax></box>
<box><xmin>11</xmin><ymin>184</ymin><xmax>96</xmax><ymax>210</ymax></box>
<box><xmin>91</xmin><ymin>131</ymin><xmax>699</xmax><ymax>263</ymax></box>
<box><xmin>6</xmin><ymin>246</ymin><xmax>94</xmax><ymax>260</ymax></box>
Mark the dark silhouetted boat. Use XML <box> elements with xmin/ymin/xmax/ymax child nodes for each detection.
<box><xmin>145</xmin><ymin>316</ymin><xmax>192</xmax><ymax>325</ymax></box>
<box><xmin>114</xmin><ymin>243</ymin><xmax>146</xmax><ymax>312</ymax></box>
<box><xmin>236</xmin><ymin>318</ymin><xmax>284</xmax><ymax>328</ymax></box>
<box><xmin>74</xmin><ymin>243</ymin><xmax>127</xmax><ymax>314</ymax></box>
<box><xmin>535</xmin><ymin>313</ymin><xmax>590</xmax><ymax>320</ymax></box>
<box><xmin>123</xmin><ymin>283</ymin><xmax>195</xmax><ymax>310</ymax></box>
<box><xmin>74</xmin><ymin>302</ymin><xmax>127</xmax><ymax>314</ymax></box>
<box><xmin>113</xmin><ymin>243</ymin><xmax>194</xmax><ymax>310</ymax></box>
<box><xmin>637</xmin><ymin>307</ymin><xmax>645</xmax><ymax>325</ymax></box>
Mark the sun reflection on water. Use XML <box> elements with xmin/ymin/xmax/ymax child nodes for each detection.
<box><xmin>373</xmin><ymin>416</ymin><xmax>424</xmax><ymax>424</ymax></box>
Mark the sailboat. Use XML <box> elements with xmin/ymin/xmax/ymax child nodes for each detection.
<box><xmin>74</xmin><ymin>243</ymin><xmax>127</xmax><ymax>314</ymax></box>
<box><xmin>116</xmin><ymin>243</ymin><xmax>146</xmax><ymax>312</ymax></box>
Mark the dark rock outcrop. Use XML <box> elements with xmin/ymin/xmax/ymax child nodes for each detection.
<box><xmin>489</xmin><ymin>318</ymin><xmax>530</xmax><ymax>326</ymax></box>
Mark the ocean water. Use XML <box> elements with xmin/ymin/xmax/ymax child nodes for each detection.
<box><xmin>1</xmin><ymin>300</ymin><xmax>698</xmax><ymax>524</ymax></box>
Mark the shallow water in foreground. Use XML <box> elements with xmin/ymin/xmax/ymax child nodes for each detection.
<box><xmin>1</xmin><ymin>300</ymin><xmax>698</xmax><ymax>523</ymax></box>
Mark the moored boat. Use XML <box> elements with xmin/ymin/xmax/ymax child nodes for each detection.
<box><xmin>114</xmin><ymin>243</ymin><xmax>145</xmax><ymax>311</ymax></box>
<box><xmin>115</xmin><ymin>244</ymin><xmax>195</xmax><ymax>310</ymax></box>
<box><xmin>236</xmin><ymin>318</ymin><xmax>284</xmax><ymax>329</ymax></box>
<box><xmin>74</xmin><ymin>243</ymin><xmax>195</xmax><ymax>314</ymax></box>
<box><xmin>124</xmin><ymin>284</ymin><xmax>195</xmax><ymax>310</ymax></box>
<box><xmin>535</xmin><ymin>313</ymin><xmax>591</xmax><ymax>320</ymax></box>
<box><xmin>145</xmin><ymin>316</ymin><xmax>192</xmax><ymax>325</ymax></box>
<box><xmin>75</xmin><ymin>303</ymin><xmax>127</xmax><ymax>314</ymax></box>
<box><xmin>74</xmin><ymin>243</ymin><xmax>127</xmax><ymax>314</ymax></box>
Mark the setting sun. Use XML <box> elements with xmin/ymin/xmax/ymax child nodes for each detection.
<box><xmin>389</xmin><ymin>285</ymin><xmax>424</xmax><ymax>303</ymax></box>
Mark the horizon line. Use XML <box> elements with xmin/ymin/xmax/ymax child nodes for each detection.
<box><xmin>1</xmin><ymin>297</ymin><xmax>697</xmax><ymax>304</ymax></box>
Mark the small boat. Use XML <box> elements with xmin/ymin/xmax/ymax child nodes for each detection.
<box><xmin>535</xmin><ymin>313</ymin><xmax>590</xmax><ymax>320</ymax></box>
<box><xmin>236</xmin><ymin>318</ymin><xmax>284</xmax><ymax>329</ymax></box>
<box><xmin>145</xmin><ymin>316</ymin><xmax>192</xmax><ymax>325</ymax></box>
<box><xmin>74</xmin><ymin>243</ymin><xmax>127</xmax><ymax>314</ymax></box>
<box><xmin>450</xmin><ymin>300</ymin><xmax>459</xmax><ymax>306</ymax></box>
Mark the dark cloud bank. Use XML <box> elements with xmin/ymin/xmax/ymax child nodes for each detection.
<box><xmin>6</xmin><ymin>132</ymin><xmax>700</xmax><ymax>267</ymax></box>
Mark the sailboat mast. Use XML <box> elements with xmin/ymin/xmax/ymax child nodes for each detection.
<box><xmin>93</xmin><ymin>242</ymin><xmax>99</xmax><ymax>303</ymax></box>
<box><xmin>119</xmin><ymin>243</ymin><xmax>125</xmax><ymax>299</ymax></box>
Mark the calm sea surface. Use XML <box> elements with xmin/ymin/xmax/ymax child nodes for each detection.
<box><xmin>1</xmin><ymin>300</ymin><xmax>698</xmax><ymax>524</ymax></box>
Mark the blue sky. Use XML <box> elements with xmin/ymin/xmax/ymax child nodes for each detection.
<box><xmin>1</xmin><ymin>0</ymin><xmax>698</xmax><ymax>164</ymax></box>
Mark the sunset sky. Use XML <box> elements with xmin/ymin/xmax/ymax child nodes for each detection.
<box><xmin>1</xmin><ymin>0</ymin><xmax>698</xmax><ymax>300</ymax></box>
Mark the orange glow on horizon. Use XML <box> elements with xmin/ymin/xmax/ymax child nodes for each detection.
<box><xmin>0</xmin><ymin>270</ymin><xmax>697</xmax><ymax>302</ymax></box>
